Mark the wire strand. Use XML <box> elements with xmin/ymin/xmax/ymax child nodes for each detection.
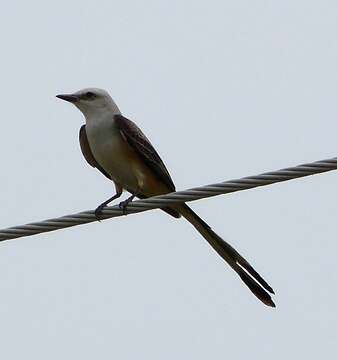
<box><xmin>1</xmin><ymin>156</ymin><xmax>336</xmax><ymax>242</ymax></box>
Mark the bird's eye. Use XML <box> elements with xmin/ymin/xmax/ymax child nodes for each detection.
<box><xmin>85</xmin><ymin>91</ymin><xmax>96</xmax><ymax>100</ymax></box>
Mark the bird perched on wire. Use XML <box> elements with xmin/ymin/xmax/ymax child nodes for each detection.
<box><xmin>57</xmin><ymin>88</ymin><xmax>275</xmax><ymax>307</ymax></box>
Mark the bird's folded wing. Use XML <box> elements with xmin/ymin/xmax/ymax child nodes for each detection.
<box><xmin>114</xmin><ymin>114</ymin><xmax>176</xmax><ymax>192</ymax></box>
<box><xmin>79</xmin><ymin>125</ymin><xmax>111</xmax><ymax>180</ymax></box>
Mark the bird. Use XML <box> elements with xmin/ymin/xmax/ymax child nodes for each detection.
<box><xmin>56</xmin><ymin>88</ymin><xmax>275</xmax><ymax>307</ymax></box>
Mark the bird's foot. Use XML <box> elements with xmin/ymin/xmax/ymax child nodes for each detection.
<box><xmin>119</xmin><ymin>195</ymin><xmax>135</xmax><ymax>215</ymax></box>
<box><xmin>93</xmin><ymin>192</ymin><xmax>123</xmax><ymax>222</ymax></box>
<box><xmin>119</xmin><ymin>200</ymin><xmax>129</xmax><ymax>215</ymax></box>
<box><xmin>94</xmin><ymin>204</ymin><xmax>106</xmax><ymax>221</ymax></box>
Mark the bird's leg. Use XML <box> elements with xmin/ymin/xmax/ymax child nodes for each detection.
<box><xmin>94</xmin><ymin>185</ymin><xmax>123</xmax><ymax>221</ymax></box>
<box><xmin>119</xmin><ymin>194</ymin><xmax>136</xmax><ymax>215</ymax></box>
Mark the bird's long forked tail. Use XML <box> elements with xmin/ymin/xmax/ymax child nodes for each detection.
<box><xmin>178</xmin><ymin>204</ymin><xmax>275</xmax><ymax>307</ymax></box>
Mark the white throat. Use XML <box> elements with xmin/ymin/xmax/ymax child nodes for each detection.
<box><xmin>78</xmin><ymin>100</ymin><xmax>121</xmax><ymax>123</ymax></box>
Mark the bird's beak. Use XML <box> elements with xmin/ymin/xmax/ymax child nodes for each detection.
<box><xmin>56</xmin><ymin>94</ymin><xmax>80</xmax><ymax>103</ymax></box>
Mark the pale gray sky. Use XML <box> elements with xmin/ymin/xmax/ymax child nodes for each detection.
<box><xmin>0</xmin><ymin>0</ymin><xmax>336</xmax><ymax>358</ymax></box>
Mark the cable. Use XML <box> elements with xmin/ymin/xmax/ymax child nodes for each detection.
<box><xmin>1</xmin><ymin>157</ymin><xmax>336</xmax><ymax>242</ymax></box>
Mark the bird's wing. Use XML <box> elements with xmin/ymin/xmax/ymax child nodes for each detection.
<box><xmin>79</xmin><ymin>125</ymin><xmax>111</xmax><ymax>180</ymax></box>
<box><xmin>114</xmin><ymin>114</ymin><xmax>176</xmax><ymax>192</ymax></box>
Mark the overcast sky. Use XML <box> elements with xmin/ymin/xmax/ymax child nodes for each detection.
<box><xmin>0</xmin><ymin>0</ymin><xmax>336</xmax><ymax>358</ymax></box>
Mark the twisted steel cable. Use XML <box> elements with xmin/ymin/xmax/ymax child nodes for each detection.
<box><xmin>1</xmin><ymin>157</ymin><xmax>337</xmax><ymax>242</ymax></box>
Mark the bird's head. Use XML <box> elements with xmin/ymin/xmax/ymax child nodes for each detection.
<box><xmin>56</xmin><ymin>88</ymin><xmax>120</xmax><ymax>117</ymax></box>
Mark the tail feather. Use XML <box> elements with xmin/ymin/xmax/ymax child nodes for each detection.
<box><xmin>238</xmin><ymin>268</ymin><xmax>275</xmax><ymax>307</ymax></box>
<box><xmin>178</xmin><ymin>204</ymin><xmax>275</xmax><ymax>307</ymax></box>
<box><xmin>237</xmin><ymin>257</ymin><xmax>274</xmax><ymax>294</ymax></box>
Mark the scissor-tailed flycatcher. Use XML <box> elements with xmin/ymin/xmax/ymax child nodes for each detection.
<box><xmin>56</xmin><ymin>88</ymin><xmax>275</xmax><ymax>307</ymax></box>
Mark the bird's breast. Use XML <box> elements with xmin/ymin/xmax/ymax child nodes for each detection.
<box><xmin>85</xmin><ymin>119</ymin><xmax>147</xmax><ymax>192</ymax></box>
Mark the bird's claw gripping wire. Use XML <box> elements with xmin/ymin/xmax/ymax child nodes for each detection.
<box><xmin>119</xmin><ymin>194</ymin><xmax>135</xmax><ymax>215</ymax></box>
<box><xmin>94</xmin><ymin>192</ymin><xmax>123</xmax><ymax>221</ymax></box>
